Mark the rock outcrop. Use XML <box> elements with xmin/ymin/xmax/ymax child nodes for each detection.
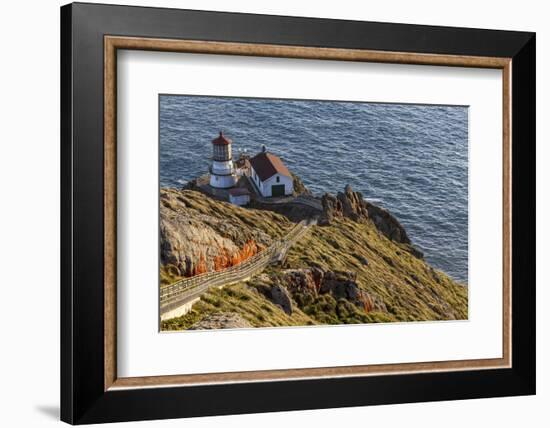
<box><xmin>319</xmin><ymin>184</ymin><xmax>369</xmax><ymax>225</ymax></box>
<box><xmin>338</xmin><ymin>184</ymin><xmax>370</xmax><ymax>221</ymax></box>
<box><xmin>279</xmin><ymin>268</ymin><xmax>324</xmax><ymax>296</ymax></box>
<box><xmin>274</xmin><ymin>268</ymin><xmax>387</xmax><ymax>314</ymax></box>
<box><xmin>364</xmin><ymin>201</ymin><xmax>410</xmax><ymax>245</ymax></box>
<box><xmin>319</xmin><ymin>193</ymin><xmax>342</xmax><ymax>226</ymax></box>
<box><xmin>292</xmin><ymin>173</ymin><xmax>312</xmax><ymax>196</ymax></box>
<box><xmin>160</xmin><ymin>188</ymin><xmax>288</xmax><ymax>279</ymax></box>
<box><xmin>319</xmin><ymin>185</ymin><xmax>421</xmax><ymax>258</ymax></box>
<box><xmin>270</xmin><ymin>284</ymin><xmax>293</xmax><ymax>315</ymax></box>
<box><xmin>318</xmin><ymin>270</ymin><xmax>387</xmax><ymax>312</ymax></box>
<box><xmin>160</xmin><ymin>211</ymin><xmax>239</xmax><ymax>277</ymax></box>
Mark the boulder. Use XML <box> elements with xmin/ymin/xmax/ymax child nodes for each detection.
<box><xmin>320</xmin><ymin>271</ymin><xmax>360</xmax><ymax>302</ymax></box>
<box><xmin>270</xmin><ymin>284</ymin><xmax>293</xmax><ymax>315</ymax></box>
<box><xmin>364</xmin><ymin>201</ymin><xmax>410</xmax><ymax>244</ymax></box>
<box><xmin>357</xmin><ymin>255</ymin><xmax>369</xmax><ymax>266</ymax></box>
<box><xmin>280</xmin><ymin>268</ymin><xmax>324</xmax><ymax>295</ymax></box>
<box><xmin>319</xmin><ymin>270</ymin><xmax>386</xmax><ymax>312</ymax></box>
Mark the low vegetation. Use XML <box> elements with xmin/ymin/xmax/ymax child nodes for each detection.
<box><xmin>160</xmin><ymin>188</ymin><xmax>467</xmax><ymax>331</ymax></box>
<box><xmin>284</xmin><ymin>218</ymin><xmax>467</xmax><ymax>322</ymax></box>
<box><xmin>161</xmin><ymin>282</ymin><xmax>316</xmax><ymax>330</ymax></box>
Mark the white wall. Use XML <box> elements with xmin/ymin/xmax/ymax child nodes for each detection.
<box><xmin>211</xmin><ymin>159</ymin><xmax>234</xmax><ymax>175</ymax></box>
<box><xmin>262</xmin><ymin>173</ymin><xmax>294</xmax><ymax>196</ymax></box>
<box><xmin>251</xmin><ymin>167</ymin><xmax>293</xmax><ymax>197</ymax></box>
<box><xmin>250</xmin><ymin>166</ymin><xmax>263</xmax><ymax>193</ymax></box>
<box><xmin>0</xmin><ymin>1</ymin><xmax>547</xmax><ymax>427</ymax></box>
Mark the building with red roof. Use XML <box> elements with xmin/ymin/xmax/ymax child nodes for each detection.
<box><xmin>249</xmin><ymin>146</ymin><xmax>294</xmax><ymax>197</ymax></box>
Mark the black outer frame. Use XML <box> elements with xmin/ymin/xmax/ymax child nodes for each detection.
<box><xmin>60</xmin><ymin>2</ymin><xmax>535</xmax><ymax>424</ymax></box>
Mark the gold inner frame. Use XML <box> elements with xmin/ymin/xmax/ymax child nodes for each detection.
<box><xmin>104</xmin><ymin>36</ymin><xmax>512</xmax><ymax>391</ymax></box>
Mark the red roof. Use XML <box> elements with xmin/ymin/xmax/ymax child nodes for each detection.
<box><xmin>228</xmin><ymin>188</ymin><xmax>250</xmax><ymax>196</ymax></box>
<box><xmin>212</xmin><ymin>131</ymin><xmax>232</xmax><ymax>146</ymax></box>
<box><xmin>249</xmin><ymin>152</ymin><xmax>291</xmax><ymax>181</ymax></box>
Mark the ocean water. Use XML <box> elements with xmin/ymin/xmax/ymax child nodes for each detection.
<box><xmin>160</xmin><ymin>95</ymin><xmax>469</xmax><ymax>284</ymax></box>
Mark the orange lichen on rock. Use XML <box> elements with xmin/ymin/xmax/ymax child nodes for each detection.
<box><xmin>214</xmin><ymin>240</ymin><xmax>260</xmax><ymax>271</ymax></box>
<box><xmin>233</xmin><ymin>240</ymin><xmax>259</xmax><ymax>265</ymax></box>
<box><xmin>213</xmin><ymin>247</ymin><xmax>231</xmax><ymax>271</ymax></box>
<box><xmin>192</xmin><ymin>252</ymin><xmax>208</xmax><ymax>276</ymax></box>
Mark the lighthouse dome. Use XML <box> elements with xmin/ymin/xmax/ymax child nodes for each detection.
<box><xmin>211</xmin><ymin>131</ymin><xmax>232</xmax><ymax>162</ymax></box>
<box><xmin>212</xmin><ymin>131</ymin><xmax>231</xmax><ymax>146</ymax></box>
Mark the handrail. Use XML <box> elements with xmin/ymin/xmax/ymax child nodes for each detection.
<box><xmin>160</xmin><ymin>220</ymin><xmax>312</xmax><ymax>312</ymax></box>
<box><xmin>161</xmin><ymin>222</ymin><xmax>303</xmax><ymax>293</ymax></box>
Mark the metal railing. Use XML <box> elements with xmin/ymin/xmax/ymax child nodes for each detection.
<box><xmin>160</xmin><ymin>220</ymin><xmax>312</xmax><ymax>315</ymax></box>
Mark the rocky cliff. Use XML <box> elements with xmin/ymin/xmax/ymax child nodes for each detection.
<box><xmin>160</xmin><ymin>187</ymin><xmax>467</xmax><ymax>331</ymax></box>
<box><xmin>319</xmin><ymin>184</ymin><xmax>423</xmax><ymax>258</ymax></box>
<box><xmin>160</xmin><ymin>188</ymin><xmax>291</xmax><ymax>283</ymax></box>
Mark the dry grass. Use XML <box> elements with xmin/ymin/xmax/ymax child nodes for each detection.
<box><xmin>285</xmin><ymin>218</ymin><xmax>468</xmax><ymax>322</ymax></box>
<box><xmin>161</xmin><ymin>282</ymin><xmax>316</xmax><ymax>330</ymax></box>
<box><xmin>160</xmin><ymin>190</ymin><xmax>467</xmax><ymax>330</ymax></box>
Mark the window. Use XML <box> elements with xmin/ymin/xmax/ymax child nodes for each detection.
<box><xmin>276</xmin><ymin>176</ymin><xmax>280</xmax><ymax>183</ymax></box>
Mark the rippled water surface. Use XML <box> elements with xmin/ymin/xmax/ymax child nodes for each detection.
<box><xmin>160</xmin><ymin>95</ymin><xmax>468</xmax><ymax>283</ymax></box>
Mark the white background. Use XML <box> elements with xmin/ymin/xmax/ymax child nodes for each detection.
<box><xmin>118</xmin><ymin>51</ymin><xmax>503</xmax><ymax>377</ymax></box>
<box><xmin>0</xmin><ymin>0</ymin><xmax>546</xmax><ymax>427</ymax></box>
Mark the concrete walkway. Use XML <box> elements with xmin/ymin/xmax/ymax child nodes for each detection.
<box><xmin>160</xmin><ymin>219</ymin><xmax>315</xmax><ymax>321</ymax></box>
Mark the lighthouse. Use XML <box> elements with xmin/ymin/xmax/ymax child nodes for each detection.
<box><xmin>209</xmin><ymin>131</ymin><xmax>238</xmax><ymax>188</ymax></box>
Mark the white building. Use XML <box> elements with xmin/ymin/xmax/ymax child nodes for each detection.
<box><xmin>228</xmin><ymin>188</ymin><xmax>251</xmax><ymax>206</ymax></box>
<box><xmin>249</xmin><ymin>148</ymin><xmax>294</xmax><ymax>197</ymax></box>
<box><xmin>209</xmin><ymin>131</ymin><xmax>238</xmax><ymax>188</ymax></box>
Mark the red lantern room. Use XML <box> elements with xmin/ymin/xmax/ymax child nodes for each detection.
<box><xmin>212</xmin><ymin>131</ymin><xmax>232</xmax><ymax>162</ymax></box>
<box><xmin>209</xmin><ymin>131</ymin><xmax>237</xmax><ymax>189</ymax></box>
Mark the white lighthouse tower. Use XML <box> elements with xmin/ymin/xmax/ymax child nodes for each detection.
<box><xmin>209</xmin><ymin>131</ymin><xmax>238</xmax><ymax>188</ymax></box>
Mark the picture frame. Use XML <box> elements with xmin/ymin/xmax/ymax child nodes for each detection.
<box><xmin>60</xmin><ymin>2</ymin><xmax>535</xmax><ymax>424</ymax></box>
